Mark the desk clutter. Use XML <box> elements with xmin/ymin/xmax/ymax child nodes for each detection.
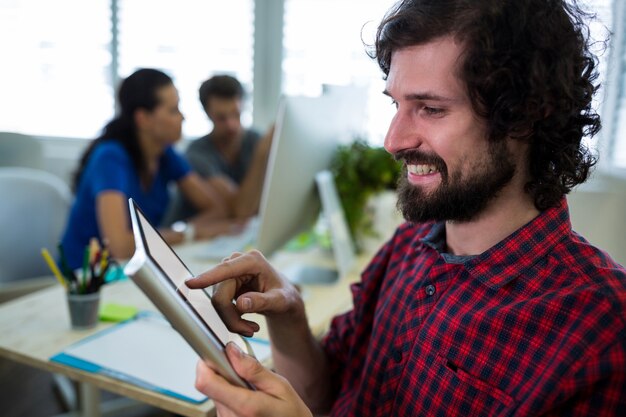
<box><xmin>0</xmin><ymin>236</ymin><xmax>362</xmax><ymax>416</ymax></box>
<box><xmin>50</xmin><ymin>312</ymin><xmax>271</xmax><ymax>403</ymax></box>
<box><xmin>41</xmin><ymin>238</ymin><xmax>125</xmax><ymax>295</ymax></box>
<box><xmin>41</xmin><ymin>238</ymin><xmax>127</xmax><ymax>329</ymax></box>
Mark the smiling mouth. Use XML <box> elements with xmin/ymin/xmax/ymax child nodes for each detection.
<box><xmin>407</xmin><ymin>164</ymin><xmax>439</xmax><ymax>175</ymax></box>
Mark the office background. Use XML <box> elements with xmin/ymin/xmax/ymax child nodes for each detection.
<box><xmin>0</xmin><ymin>0</ymin><xmax>625</xmax><ymax>263</ymax></box>
<box><xmin>0</xmin><ymin>1</ymin><xmax>624</xmax><ymax>416</ymax></box>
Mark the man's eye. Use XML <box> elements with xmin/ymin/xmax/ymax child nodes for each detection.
<box><xmin>424</xmin><ymin>107</ymin><xmax>444</xmax><ymax>115</ymax></box>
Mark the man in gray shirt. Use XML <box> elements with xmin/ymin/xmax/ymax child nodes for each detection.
<box><xmin>167</xmin><ymin>75</ymin><xmax>273</xmax><ymax>223</ymax></box>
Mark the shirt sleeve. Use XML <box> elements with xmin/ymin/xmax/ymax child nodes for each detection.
<box><xmin>162</xmin><ymin>146</ymin><xmax>191</xmax><ymax>182</ymax></box>
<box><xmin>321</xmin><ymin>229</ymin><xmax>397</xmax><ymax>395</ymax></box>
<box><xmin>185</xmin><ymin>141</ymin><xmax>221</xmax><ymax>179</ymax></box>
<box><xmin>89</xmin><ymin>144</ymin><xmax>133</xmax><ymax>196</ymax></box>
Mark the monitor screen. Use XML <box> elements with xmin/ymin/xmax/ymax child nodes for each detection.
<box><xmin>256</xmin><ymin>93</ymin><xmax>362</xmax><ymax>256</ymax></box>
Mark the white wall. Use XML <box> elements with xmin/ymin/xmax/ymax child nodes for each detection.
<box><xmin>568</xmin><ymin>174</ymin><xmax>626</xmax><ymax>265</ymax></box>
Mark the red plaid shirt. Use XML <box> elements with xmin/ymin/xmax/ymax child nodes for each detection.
<box><xmin>323</xmin><ymin>198</ymin><xmax>626</xmax><ymax>416</ymax></box>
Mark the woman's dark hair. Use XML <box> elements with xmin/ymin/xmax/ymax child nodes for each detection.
<box><xmin>198</xmin><ymin>75</ymin><xmax>244</xmax><ymax>112</ymax></box>
<box><xmin>73</xmin><ymin>68</ymin><xmax>174</xmax><ymax>191</ymax></box>
<box><xmin>373</xmin><ymin>0</ymin><xmax>603</xmax><ymax>210</ymax></box>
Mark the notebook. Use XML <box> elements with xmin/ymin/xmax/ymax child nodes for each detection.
<box><xmin>50</xmin><ymin>312</ymin><xmax>271</xmax><ymax>403</ymax></box>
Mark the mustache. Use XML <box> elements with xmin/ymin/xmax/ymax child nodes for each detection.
<box><xmin>393</xmin><ymin>149</ymin><xmax>445</xmax><ymax>167</ymax></box>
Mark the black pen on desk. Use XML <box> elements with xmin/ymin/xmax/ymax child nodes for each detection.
<box><xmin>57</xmin><ymin>243</ymin><xmax>78</xmax><ymax>285</ymax></box>
<box><xmin>88</xmin><ymin>265</ymin><xmax>97</xmax><ymax>293</ymax></box>
<box><xmin>81</xmin><ymin>246</ymin><xmax>91</xmax><ymax>294</ymax></box>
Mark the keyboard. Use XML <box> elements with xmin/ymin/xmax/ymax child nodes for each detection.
<box><xmin>194</xmin><ymin>217</ymin><xmax>260</xmax><ymax>260</ymax></box>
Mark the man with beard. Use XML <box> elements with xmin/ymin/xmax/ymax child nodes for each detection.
<box><xmin>166</xmin><ymin>75</ymin><xmax>274</xmax><ymax>224</ymax></box>
<box><xmin>186</xmin><ymin>1</ymin><xmax>626</xmax><ymax>416</ymax></box>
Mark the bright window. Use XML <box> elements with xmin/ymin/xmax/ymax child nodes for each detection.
<box><xmin>586</xmin><ymin>0</ymin><xmax>613</xmax><ymax>164</ymax></box>
<box><xmin>0</xmin><ymin>0</ymin><xmax>113</xmax><ymax>138</ymax></box>
<box><xmin>601</xmin><ymin>0</ymin><xmax>626</xmax><ymax>168</ymax></box>
<box><xmin>283</xmin><ymin>0</ymin><xmax>398</xmax><ymax>145</ymax></box>
<box><xmin>0</xmin><ymin>0</ymin><xmax>623</xmax><ymax>170</ymax></box>
<box><xmin>117</xmin><ymin>0</ymin><xmax>254</xmax><ymax>138</ymax></box>
<box><xmin>0</xmin><ymin>0</ymin><xmax>254</xmax><ymax>140</ymax></box>
<box><xmin>283</xmin><ymin>0</ymin><xmax>616</xmax><ymax>151</ymax></box>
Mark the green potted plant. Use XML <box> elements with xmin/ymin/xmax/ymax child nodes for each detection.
<box><xmin>330</xmin><ymin>139</ymin><xmax>402</xmax><ymax>251</ymax></box>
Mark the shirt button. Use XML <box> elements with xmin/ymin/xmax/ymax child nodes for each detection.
<box><xmin>425</xmin><ymin>284</ymin><xmax>436</xmax><ymax>296</ymax></box>
<box><xmin>392</xmin><ymin>349</ymin><xmax>403</xmax><ymax>363</ymax></box>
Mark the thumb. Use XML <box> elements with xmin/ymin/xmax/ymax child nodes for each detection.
<box><xmin>236</xmin><ymin>288</ymin><xmax>292</xmax><ymax>315</ymax></box>
<box><xmin>225</xmin><ymin>342</ymin><xmax>283</xmax><ymax>393</ymax></box>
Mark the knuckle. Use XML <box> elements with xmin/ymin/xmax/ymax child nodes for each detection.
<box><xmin>194</xmin><ymin>372</ymin><xmax>210</xmax><ymax>394</ymax></box>
<box><xmin>247</xmin><ymin>357</ymin><xmax>265</xmax><ymax>377</ymax></box>
<box><xmin>211</xmin><ymin>293</ymin><xmax>234</xmax><ymax>309</ymax></box>
<box><xmin>248</xmin><ymin>249</ymin><xmax>263</xmax><ymax>259</ymax></box>
<box><xmin>194</xmin><ymin>378</ymin><xmax>206</xmax><ymax>393</ymax></box>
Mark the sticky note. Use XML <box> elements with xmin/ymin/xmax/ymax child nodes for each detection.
<box><xmin>99</xmin><ymin>303</ymin><xmax>138</xmax><ymax>322</ymax></box>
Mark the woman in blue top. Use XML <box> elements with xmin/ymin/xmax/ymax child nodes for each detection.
<box><xmin>61</xmin><ymin>68</ymin><xmax>229</xmax><ymax>269</ymax></box>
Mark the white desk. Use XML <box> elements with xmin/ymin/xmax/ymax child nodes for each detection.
<box><xmin>0</xmin><ymin>240</ymin><xmax>374</xmax><ymax>417</ymax></box>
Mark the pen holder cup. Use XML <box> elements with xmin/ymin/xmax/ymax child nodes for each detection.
<box><xmin>67</xmin><ymin>292</ymin><xmax>101</xmax><ymax>330</ymax></box>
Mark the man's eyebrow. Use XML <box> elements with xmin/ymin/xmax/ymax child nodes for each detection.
<box><xmin>382</xmin><ymin>90</ymin><xmax>457</xmax><ymax>102</ymax></box>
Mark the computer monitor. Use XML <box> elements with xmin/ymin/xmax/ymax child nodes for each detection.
<box><xmin>195</xmin><ymin>92</ymin><xmax>363</xmax><ymax>261</ymax></box>
<box><xmin>255</xmin><ymin>93</ymin><xmax>357</xmax><ymax>256</ymax></box>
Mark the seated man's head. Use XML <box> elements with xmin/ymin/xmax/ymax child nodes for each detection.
<box><xmin>199</xmin><ymin>75</ymin><xmax>245</xmax><ymax>141</ymax></box>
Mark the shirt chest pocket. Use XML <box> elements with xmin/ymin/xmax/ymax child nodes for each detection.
<box><xmin>398</xmin><ymin>352</ymin><xmax>517</xmax><ymax>417</ymax></box>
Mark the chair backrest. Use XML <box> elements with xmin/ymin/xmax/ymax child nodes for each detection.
<box><xmin>0</xmin><ymin>131</ymin><xmax>44</xmax><ymax>169</ymax></box>
<box><xmin>0</xmin><ymin>167</ymin><xmax>72</xmax><ymax>282</ymax></box>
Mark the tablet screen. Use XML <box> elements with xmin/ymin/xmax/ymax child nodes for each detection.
<box><xmin>133</xmin><ymin>204</ymin><xmax>231</xmax><ymax>346</ymax></box>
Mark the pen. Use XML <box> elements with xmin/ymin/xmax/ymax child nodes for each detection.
<box><xmin>57</xmin><ymin>243</ymin><xmax>77</xmax><ymax>284</ymax></box>
<box><xmin>82</xmin><ymin>246</ymin><xmax>90</xmax><ymax>294</ymax></box>
<box><xmin>101</xmin><ymin>249</ymin><xmax>109</xmax><ymax>273</ymax></box>
<box><xmin>89</xmin><ymin>238</ymin><xmax>100</xmax><ymax>264</ymax></box>
<box><xmin>90</xmin><ymin>263</ymin><xmax>97</xmax><ymax>292</ymax></box>
<box><xmin>41</xmin><ymin>248</ymin><xmax>68</xmax><ymax>290</ymax></box>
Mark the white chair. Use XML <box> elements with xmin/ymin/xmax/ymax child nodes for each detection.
<box><xmin>0</xmin><ymin>131</ymin><xmax>44</xmax><ymax>169</ymax></box>
<box><xmin>0</xmin><ymin>167</ymin><xmax>72</xmax><ymax>301</ymax></box>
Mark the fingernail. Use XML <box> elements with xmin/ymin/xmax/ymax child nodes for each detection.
<box><xmin>241</xmin><ymin>297</ymin><xmax>252</xmax><ymax>311</ymax></box>
<box><xmin>228</xmin><ymin>342</ymin><xmax>243</xmax><ymax>357</ymax></box>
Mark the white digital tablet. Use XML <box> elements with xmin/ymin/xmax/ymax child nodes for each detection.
<box><xmin>124</xmin><ymin>198</ymin><xmax>253</xmax><ymax>390</ymax></box>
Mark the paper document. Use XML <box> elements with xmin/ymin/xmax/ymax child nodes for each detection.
<box><xmin>51</xmin><ymin>312</ymin><xmax>271</xmax><ymax>403</ymax></box>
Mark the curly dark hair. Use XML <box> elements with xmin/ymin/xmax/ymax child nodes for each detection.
<box><xmin>73</xmin><ymin>68</ymin><xmax>173</xmax><ymax>191</ymax></box>
<box><xmin>373</xmin><ymin>0</ymin><xmax>603</xmax><ymax>210</ymax></box>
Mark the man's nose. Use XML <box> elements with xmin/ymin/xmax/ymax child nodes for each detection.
<box><xmin>384</xmin><ymin>110</ymin><xmax>422</xmax><ymax>155</ymax></box>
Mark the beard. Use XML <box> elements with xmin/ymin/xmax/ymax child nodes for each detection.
<box><xmin>396</xmin><ymin>140</ymin><xmax>516</xmax><ymax>223</ymax></box>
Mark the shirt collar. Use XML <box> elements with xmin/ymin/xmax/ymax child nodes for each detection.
<box><xmin>419</xmin><ymin>198</ymin><xmax>572</xmax><ymax>289</ymax></box>
<box><xmin>421</xmin><ymin>222</ymin><xmax>475</xmax><ymax>264</ymax></box>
